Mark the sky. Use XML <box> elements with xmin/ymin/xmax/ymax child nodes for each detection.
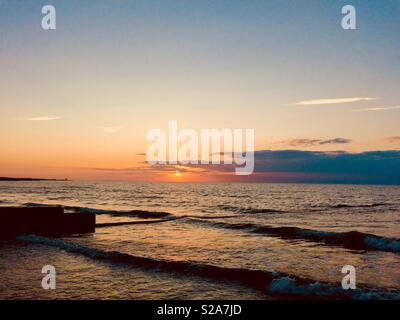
<box><xmin>0</xmin><ymin>0</ymin><xmax>399</xmax><ymax>183</ymax></box>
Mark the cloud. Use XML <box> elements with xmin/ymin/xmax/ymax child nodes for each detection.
<box><xmin>280</xmin><ymin>138</ymin><xmax>352</xmax><ymax>147</ymax></box>
<box><xmin>386</xmin><ymin>136</ymin><xmax>400</xmax><ymax>143</ymax></box>
<box><xmin>296</xmin><ymin>97</ymin><xmax>376</xmax><ymax>105</ymax></box>
<box><xmin>280</xmin><ymin>139</ymin><xmax>321</xmax><ymax>146</ymax></box>
<box><xmin>103</xmin><ymin>127</ymin><xmax>121</xmax><ymax>134</ymax></box>
<box><xmin>352</xmin><ymin>106</ymin><xmax>400</xmax><ymax>112</ymax></box>
<box><xmin>250</xmin><ymin>150</ymin><xmax>400</xmax><ymax>184</ymax></box>
<box><xmin>26</xmin><ymin>116</ymin><xmax>60</xmax><ymax>121</ymax></box>
<box><xmin>318</xmin><ymin>138</ymin><xmax>352</xmax><ymax>145</ymax></box>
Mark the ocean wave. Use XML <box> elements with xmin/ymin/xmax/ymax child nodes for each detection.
<box><xmin>216</xmin><ymin>204</ymin><xmax>286</xmax><ymax>214</ymax></box>
<box><xmin>189</xmin><ymin>215</ymin><xmax>238</xmax><ymax>220</ymax></box>
<box><xmin>15</xmin><ymin>234</ymin><xmax>400</xmax><ymax>300</ymax></box>
<box><xmin>328</xmin><ymin>203</ymin><xmax>393</xmax><ymax>209</ymax></box>
<box><xmin>95</xmin><ymin>215</ymin><xmax>238</xmax><ymax>228</ymax></box>
<box><xmin>95</xmin><ymin>217</ymin><xmax>182</xmax><ymax>228</ymax></box>
<box><xmin>187</xmin><ymin>219</ymin><xmax>400</xmax><ymax>253</ymax></box>
<box><xmin>268</xmin><ymin>277</ymin><xmax>396</xmax><ymax>300</ymax></box>
<box><xmin>0</xmin><ymin>199</ymin><xmax>16</xmax><ymax>205</ymax></box>
<box><xmin>23</xmin><ymin>202</ymin><xmax>172</xmax><ymax>219</ymax></box>
<box><xmin>23</xmin><ymin>202</ymin><xmax>61</xmax><ymax>207</ymax></box>
<box><xmin>137</xmin><ymin>195</ymin><xmax>165</xmax><ymax>200</ymax></box>
<box><xmin>67</xmin><ymin>206</ymin><xmax>172</xmax><ymax>219</ymax></box>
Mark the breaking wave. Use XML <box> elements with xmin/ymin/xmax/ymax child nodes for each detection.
<box><xmin>187</xmin><ymin>219</ymin><xmax>400</xmax><ymax>253</ymax></box>
<box><xmin>15</xmin><ymin>234</ymin><xmax>400</xmax><ymax>300</ymax></box>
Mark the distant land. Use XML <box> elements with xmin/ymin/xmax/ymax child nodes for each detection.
<box><xmin>0</xmin><ymin>177</ymin><xmax>69</xmax><ymax>181</ymax></box>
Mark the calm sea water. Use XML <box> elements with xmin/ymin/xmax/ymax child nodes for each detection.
<box><xmin>0</xmin><ymin>181</ymin><xmax>399</xmax><ymax>299</ymax></box>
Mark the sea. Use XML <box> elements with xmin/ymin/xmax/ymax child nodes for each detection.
<box><xmin>0</xmin><ymin>181</ymin><xmax>399</xmax><ymax>299</ymax></box>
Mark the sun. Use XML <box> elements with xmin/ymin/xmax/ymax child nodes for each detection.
<box><xmin>175</xmin><ymin>171</ymin><xmax>181</xmax><ymax>177</ymax></box>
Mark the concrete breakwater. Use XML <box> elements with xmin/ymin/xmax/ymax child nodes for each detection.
<box><xmin>0</xmin><ymin>206</ymin><xmax>95</xmax><ymax>239</ymax></box>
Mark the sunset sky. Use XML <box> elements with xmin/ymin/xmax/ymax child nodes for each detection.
<box><xmin>1</xmin><ymin>0</ymin><xmax>399</xmax><ymax>183</ymax></box>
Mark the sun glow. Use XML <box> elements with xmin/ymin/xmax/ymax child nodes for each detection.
<box><xmin>175</xmin><ymin>171</ymin><xmax>181</xmax><ymax>177</ymax></box>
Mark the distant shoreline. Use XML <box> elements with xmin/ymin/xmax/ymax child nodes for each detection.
<box><xmin>0</xmin><ymin>177</ymin><xmax>69</xmax><ymax>182</ymax></box>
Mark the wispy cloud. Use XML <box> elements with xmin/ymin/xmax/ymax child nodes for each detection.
<box><xmin>103</xmin><ymin>127</ymin><xmax>121</xmax><ymax>134</ymax></box>
<box><xmin>352</xmin><ymin>106</ymin><xmax>400</xmax><ymax>112</ymax></box>
<box><xmin>26</xmin><ymin>116</ymin><xmax>60</xmax><ymax>121</ymax></box>
<box><xmin>319</xmin><ymin>138</ymin><xmax>352</xmax><ymax>145</ymax></box>
<box><xmin>296</xmin><ymin>97</ymin><xmax>376</xmax><ymax>106</ymax></box>
<box><xmin>279</xmin><ymin>138</ymin><xmax>352</xmax><ymax>147</ymax></box>
<box><xmin>386</xmin><ymin>136</ymin><xmax>400</xmax><ymax>143</ymax></box>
